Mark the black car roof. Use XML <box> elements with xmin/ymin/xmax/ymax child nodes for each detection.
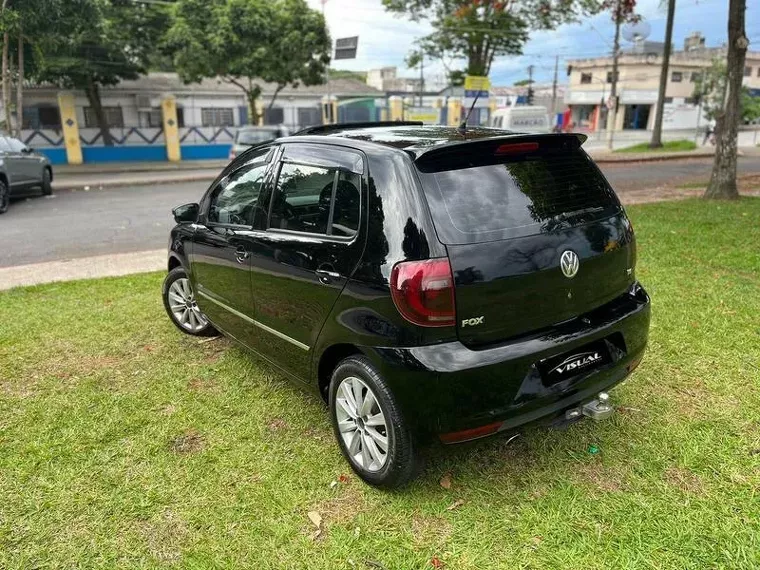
<box><xmin>285</xmin><ymin>125</ymin><xmax>586</xmax><ymax>160</ymax></box>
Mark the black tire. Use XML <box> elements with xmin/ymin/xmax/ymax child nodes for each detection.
<box><xmin>0</xmin><ymin>179</ymin><xmax>8</xmax><ymax>214</ymax></box>
<box><xmin>329</xmin><ymin>355</ymin><xmax>421</xmax><ymax>489</ymax></box>
<box><xmin>162</xmin><ymin>267</ymin><xmax>217</xmax><ymax>337</ymax></box>
<box><xmin>41</xmin><ymin>168</ymin><xmax>53</xmax><ymax>196</ymax></box>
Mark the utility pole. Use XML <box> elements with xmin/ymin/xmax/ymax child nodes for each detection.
<box><xmin>419</xmin><ymin>52</ymin><xmax>424</xmax><ymax>107</ymax></box>
<box><xmin>322</xmin><ymin>0</ymin><xmax>332</xmax><ymax>123</ymax></box>
<box><xmin>550</xmin><ymin>55</ymin><xmax>559</xmax><ymax>117</ymax></box>
<box><xmin>527</xmin><ymin>64</ymin><xmax>534</xmax><ymax>105</ymax></box>
<box><xmin>650</xmin><ymin>0</ymin><xmax>676</xmax><ymax>148</ymax></box>
<box><xmin>606</xmin><ymin>1</ymin><xmax>622</xmax><ymax>150</ymax></box>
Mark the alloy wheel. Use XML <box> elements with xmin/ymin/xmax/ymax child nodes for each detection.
<box><xmin>335</xmin><ymin>376</ymin><xmax>389</xmax><ymax>472</ymax></box>
<box><xmin>167</xmin><ymin>277</ymin><xmax>208</xmax><ymax>333</ymax></box>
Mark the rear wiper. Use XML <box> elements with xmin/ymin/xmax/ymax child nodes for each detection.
<box><xmin>553</xmin><ymin>206</ymin><xmax>605</xmax><ymax>225</ymax></box>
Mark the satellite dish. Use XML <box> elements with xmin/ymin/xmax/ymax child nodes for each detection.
<box><xmin>622</xmin><ymin>20</ymin><xmax>652</xmax><ymax>43</ymax></box>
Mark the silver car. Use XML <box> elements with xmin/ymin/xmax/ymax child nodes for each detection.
<box><xmin>228</xmin><ymin>125</ymin><xmax>290</xmax><ymax>161</ymax></box>
<box><xmin>0</xmin><ymin>135</ymin><xmax>53</xmax><ymax>214</ymax></box>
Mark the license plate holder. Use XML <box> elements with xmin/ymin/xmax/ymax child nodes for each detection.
<box><xmin>538</xmin><ymin>340</ymin><xmax>611</xmax><ymax>386</ymax></box>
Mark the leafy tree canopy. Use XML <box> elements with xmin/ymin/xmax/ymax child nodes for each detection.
<box><xmin>383</xmin><ymin>0</ymin><xmax>604</xmax><ymax>78</ymax></box>
<box><xmin>164</xmin><ymin>0</ymin><xmax>330</xmax><ymax>124</ymax></box>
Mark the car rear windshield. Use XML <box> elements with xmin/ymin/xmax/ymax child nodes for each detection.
<box><xmin>416</xmin><ymin>146</ymin><xmax>620</xmax><ymax>244</ymax></box>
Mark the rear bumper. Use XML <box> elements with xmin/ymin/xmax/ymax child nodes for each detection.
<box><xmin>362</xmin><ymin>284</ymin><xmax>651</xmax><ymax>438</ymax></box>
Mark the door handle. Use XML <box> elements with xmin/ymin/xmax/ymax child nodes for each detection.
<box><xmin>234</xmin><ymin>245</ymin><xmax>250</xmax><ymax>263</ymax></box>
<box><xmin>315</xmin><ymin>267</ymin><xmax>341</xmax><ymax>284</ymax></box>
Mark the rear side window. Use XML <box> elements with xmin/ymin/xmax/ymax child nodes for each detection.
<box><xmin>417</xmin><ymin>146</ymin><xmax>619</xmax><ymax>244</ymax></box>
<box><xmin>270</xmin><ymin>163</ymin><xmax>361</xmax><ymax>237</ymax></box>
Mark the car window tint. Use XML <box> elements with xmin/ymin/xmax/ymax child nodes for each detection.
<box><xmin>270</xmin><ymin>163</ymin><xmax>360</xmax><ymax>237</ymax></box>
<box><xmin>208</xmin><ymin>162</ymin><xmax>268</xmax><ymax>227</ymax></box>
<box><xmin>330</xmin><ymin>171</ymin><xmax>361</xmax><ymax>237</ymax></box>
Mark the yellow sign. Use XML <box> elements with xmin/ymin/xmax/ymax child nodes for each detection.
<box><xmin>407</xmin><ymin>111</ymin><xmax>439</xmax><ymax>123</ymax></box>
<box><xmin>464</xmin><ymin>75</ymin><xmax>490</xmax><ymax>91</ymax></box>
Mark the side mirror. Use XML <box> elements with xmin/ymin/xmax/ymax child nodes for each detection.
<box><xmin>172</xmin><ymin>202</ymin><xmax>199</xmax><ymax>224</ymax></box>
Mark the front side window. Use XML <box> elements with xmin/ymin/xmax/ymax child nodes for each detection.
<box><xmin>207</xmin><ymin>158</ymin><xmax>270</xmax><ymax>227</ymax></box>
<box><xmin>270</xmin><ymin>162</ymin><xmax>360</xmax><ymax>237</ymax></box>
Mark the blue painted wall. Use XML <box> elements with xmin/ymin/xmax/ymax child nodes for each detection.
<box><xmin>36</xmin><ymin>148</ymin><xmax>68</xmax><ymax>165</ymax></box>
<box><xmin>82</xmin><ymin>145</ymin><xmax>168</xmax><ymax>163</ymax></box>
<box><xmin>37</xmin><ymin>143</ymin><xmax>231</xmax><ymax>164</ymax></box>
<box><xmin>180</xmin><ymin>144</ymin><xmax>231</xmax><ymax>160</ymax></box>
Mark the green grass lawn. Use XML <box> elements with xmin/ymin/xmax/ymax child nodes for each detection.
<box><xmin>2</xmin><ymin>198</ymin><xmax>760</xmax><ymax>569</ymax></box>
<box><xmin>616</xmin><ymin>139</ymin><xmax>698</xmax><ymax>153</ymax></box>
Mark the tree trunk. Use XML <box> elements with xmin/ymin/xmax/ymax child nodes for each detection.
<box><xmin>2</xmin><ymin>31</ymin><xmax>12</xmax><ymax>134</ymax></box>
<box><xmin>704</xmin><ymin>0</ymin><xmax>747</xmax><ymax>200</ymax></box>
<box><xmin>650</xmin><ymin>0</ymin><xmax>676</xmax><ymax>148</ymax></box>
<box><xmin>246</xmin><ymin>86</ymin><xmax>261</xmax><ymax>126</ymax></box>
<box><xmin>84</xmin><ymin>79</ymin><xmax>114</xmax><ymax>146</ymax></box>
<box><xmin>16</xmin><ymin>31</ymin><xmax>23</xmax><ymax>138</ymax></box>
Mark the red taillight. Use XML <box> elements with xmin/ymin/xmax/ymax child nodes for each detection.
<box><xmin>495</xmin><ymin>142</ymin><xmax>539</xmax><ymax>155</ymax></box>
<box><xmin>440</xmin><ymin>421</ymin><xmax>503</xmax><ymax>444</ymax></box>
<box><xmin>390</xmin><ymin>258</ymin><xmax>455</xmax><ymax>327</ymax></box>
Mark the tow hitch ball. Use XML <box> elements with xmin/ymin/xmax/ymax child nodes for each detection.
<box><xmin>565</xmin><ymin>392</ymin><xmax>614</xmax><ymax>421</ymax></box>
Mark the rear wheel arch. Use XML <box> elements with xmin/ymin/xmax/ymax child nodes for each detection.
<box><xmin>317</xmin><ymin>343</ymin><xmax>364</xmax><ymax>401</ymax></box>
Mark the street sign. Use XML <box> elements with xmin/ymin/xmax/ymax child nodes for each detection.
<box><xmin>464</xmin><ymin>75</ymin><xmax>490</xmax><ymax>109</ymax></box>
<box><xmin>334</xmin><ymin>36</ymin><xmax>358</xmax><ymax>60</ymax></box>
<box><xmin>464</xmin><ymin>75</ymin><xmax>490</xmax><ymax>99</ymax></box>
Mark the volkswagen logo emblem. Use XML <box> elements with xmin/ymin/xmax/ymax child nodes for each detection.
<box><xmin>560</xmin><ymin>250</ymin><xmax>579</xmax><ymax>278</ymax></box>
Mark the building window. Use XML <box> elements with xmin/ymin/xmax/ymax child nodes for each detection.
<box><xmin>580</xmin><ymin>73</ymin><xmax>592</xmax><ymax>84</ymax></box>
<box><xmin>138</xmin><ymin>108</ymin><xmax>163</xmax><ymax>128</ymax></box>
<box><xmin>606</xmin><ymin>71</ymin><xmax>619</xmax><ymax>83</ymax></box>
<box><xmin>263</xmin><ymin>107</ymin><xmax>285</xmax><ymax>125</ymax></box>
<box><xmin>744</xmin><ymin>66</ymin><xmax>752</xmax><ymax>77</ymax></box>
<box><xmin>22</xmin><ymin>105</ymin><xmax>62</xmax><ymax>129</ymax></box>
<box><xmin>84</xmin><ymin>106</ymin><xmax>124</xmax><ymax>128</ymax></box>
<box><xmin>664</xmin><ymin>97</ymin><xmax>674</xmax><ymax>104</ymax></box>
<box><xmin>201</xmin><ymin>108</ymin><xmax>234</xmax><ymax>127</ymax></box>
<box><xmin>176</xmin><ymin>107</ymin><xmax>185</xmax><ymax>128</ymax></box>
<box><xmin>684</xmin><ymin>97</ymin><xmax>697</xmax><ymax>105</ymax></box>
<box><xmin>671</xmin><ymin>71</ymin><xmax>683</xmax><ymax>83</ymax></box>
<box><xmin>690</xmin><ymin>71</ymin><xmax>701</xmax><ymax>83</ymax></box>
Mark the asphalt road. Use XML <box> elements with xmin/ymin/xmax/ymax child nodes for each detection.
<box><xmin>2</xmin><ymin>156</ymin><xmax>759</xmax><ymax>268</ymax></box>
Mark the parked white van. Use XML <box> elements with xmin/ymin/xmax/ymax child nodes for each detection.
<box><xmin>490</xmin><ymin>106</ymin><xmax>551</xmax><ymax>133</ymax></box>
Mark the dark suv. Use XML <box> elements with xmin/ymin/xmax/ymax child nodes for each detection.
<box><xmin>162</xmin><ymin>123</ymin><xmax>651</xmax><ymax>488</ymax></box>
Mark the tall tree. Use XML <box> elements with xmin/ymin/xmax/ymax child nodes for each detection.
<box><xmin>649</xmin><ymin>0</ymin><xmax>676</xmax><ymax>148</ymax></box>
<box><xmin>31</xmin><ymin>0</ymin><xmax>169</xmax><ymax>145</ymax></box>
<box><xmin>704</xmin><ymin>0</ymin><xmax>748</xmax><ymax>200</ymax></box>
<box><xmin>383</xmin><ymin>0</ymin><xmax>604</xmax><ymax>78</ymax></box>
<box><xmin>165</xmin><ymin>0</ymin><xmax>329</xmax><ymax>126</ymax></box>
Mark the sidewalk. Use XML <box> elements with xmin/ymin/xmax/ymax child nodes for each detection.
<box><xmin>0</xmin><ymin>250</ymin><xmax>165</xmax><ymax>291</ymax></box>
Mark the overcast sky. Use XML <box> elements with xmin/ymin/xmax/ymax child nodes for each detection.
<box><xmin>307</xmin><ymin>0</ymin><xmax>759</xmax><ymax>87</ymax></box>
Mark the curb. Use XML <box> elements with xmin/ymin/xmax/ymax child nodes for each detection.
<box><xmin>590</xmin><ymin>151</ymin><xmax>716</xmax><ymax>164</ymax></box>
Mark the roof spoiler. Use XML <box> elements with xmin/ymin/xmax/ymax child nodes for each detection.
<box><xmin>294</xmin><ymin>121</ymin><xmax>423</xmax><ymax>136</ymax></box>
<box><xmin>414</xmin><ymin>132</ymin><xmax>587</xmax><ymax>164</ymax></box>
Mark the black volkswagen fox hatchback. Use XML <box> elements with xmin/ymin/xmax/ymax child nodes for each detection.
<box><xmin>162</xmin><ymin>123</ymin><xmax>651</xmax><ymax>488</ymax></box>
